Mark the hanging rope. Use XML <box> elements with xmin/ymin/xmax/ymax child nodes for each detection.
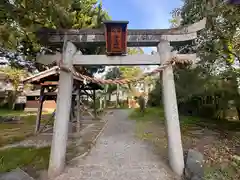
<box><xmin>58</xmin><ymin>55</ymin><xmax>193</xmax><ymax>85</ymax></box>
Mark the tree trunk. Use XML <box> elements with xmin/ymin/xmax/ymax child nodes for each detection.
<box><xmin>116</xmin><ymin>84</ymin><xmax>119</xmax><ymax>108</ymax></box>
<box><xmin>104</xmin><ymin>85</ymin><xmax>108</xmax><ymax>108</ymax></box>
<box><xmin>236</xmin><ymin>107</ymin><xmax>240</xmax><ymax>120</ymax></box>
<box><xmin>7</xmin><ymin>91</ymin><xmax>16</xmax><ymax>110</ymax></box>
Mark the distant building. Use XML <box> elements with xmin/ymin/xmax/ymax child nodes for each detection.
<box><xmin>0</xmin><ymin>57</ymin><xmax>9</xmax><ymax>68</ymax></box>
<box><xmin>226</xmin><ymin>0</ymin><xmax>240</xmax><ymax>5</ymax></box>
<box><xmin>110</xmin><ymin>89</ymin><xmax>128</xmax><ymax>102</ymax></box>
<box><xmin>0</xmin><ymin>58</ymin><xmax>26</xmax><ymax>108</ymax></box>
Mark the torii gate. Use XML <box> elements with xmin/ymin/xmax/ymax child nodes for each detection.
<box><xmin>36</xmin><ymin>18</ymin><xmax>206</xmax><ymax>178</ymax></box>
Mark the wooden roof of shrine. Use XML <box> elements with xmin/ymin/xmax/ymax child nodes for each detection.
<box><xmin>23</xmin><ymin>66</ymin><xmax>103</xmax><ymax>90</ymax></box>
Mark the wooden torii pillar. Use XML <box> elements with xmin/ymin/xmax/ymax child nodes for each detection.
<box><xmin>35</xmin><ymin>86</ymin><xmax>45</xmax><ymax>133</ymax></box>
<box><xmin>76</xmin><ymin>89</ymin><xmax>81</xmax><ymax>132</ymax></box>
<box><xmin>93</xmin><ymin>89</ymin><xmax>97</xmax><ymax>119</ymax></box>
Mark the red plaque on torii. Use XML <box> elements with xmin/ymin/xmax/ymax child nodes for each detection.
<box><xmin>104</xmin><ymin>21</ymin><xmax>129</xmax><ymax>56</ymax></box>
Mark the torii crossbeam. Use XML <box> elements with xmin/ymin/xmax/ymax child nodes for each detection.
<box><xmin>37</xmin><ymin>18</ymin><xmax>206</xmax><ymax>47</ymax></box>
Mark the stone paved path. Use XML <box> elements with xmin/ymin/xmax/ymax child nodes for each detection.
<box><xmin>54</xmin><ymin>110</ymin><xmax>178</xmax><ymax>180</ymax></box>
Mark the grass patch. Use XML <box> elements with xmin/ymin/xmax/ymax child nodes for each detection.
<box><xmin>129</xmin><ymin>107</ymin><xmax>240</xmax><ymax>180</ymax></box>
<box><xmin>204</xmin><ymin>165</ymin><xmax>238</xmax><ymax>180</ymax></box>
<box><xmin>129</xmin><ymin>107</ymin><xmax>165</xmax><ymax>121</ymax></box>
<box><xmin>0</xmin><ymin>147</ymin><xmax>50</xmax><ymax>174</ymax></box>
<box><xmin>0</xmin><ymin>110</ymin><xmax>52</xmax><ymax>147</ymax></box>
<box><xmin>0</xmin><ymin>136</ymin><xmax>28</xmax><ymax>147</ymax></box>
<box><xmin>129</xmin><ymin>107</ymin><xmax>240</xmax><ymax>131</ymax></box>
<box><xmin>129</xmin><ymin>107</ymin><xmax>201</xmax><ymax>128</ymax></box>
<box><xmin>0</xmin><ymin>109</ymin><xmax>37</xmax><ymax>117</ymax></box>
<box><xmin>0</xmin><ymin>115</ymin><xmax>37</xmax><ymax>130</ymax></box>
<box><xmin>0</xmin><ymin>109</ymin><xmax>51</xmax><ymax>117</ymax></box>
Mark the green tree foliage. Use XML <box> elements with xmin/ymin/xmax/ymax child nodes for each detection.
<box><xmin>103</xmin><ymin>47</ymin><xmax>144</xmax><ymax>106</ymax></box>
<box><xmin>0</xmin><ymin>0</ymin><xmax>110</xmax><ymax>73</ymax></box>
<box><xmin>104</xmin><ymin>47</ymin><xmax>144</xmax><ymax>94</ymax></box>
<box><xmin>180</xmin><ymin>0</ymin><xmax>240</xmax><ymax>64</ymax></box>
<box><xmin>127</xmin><ymin>47</ymin><xmax>144</xmax><ymax>55</ymax></box>
<box><xmin>148</xmin><ymin>80</ymin><xmax>162</xmax><ymax>107</ymax></box>
<box><xmin>149</xmin><ymin>66</ymin><xmax>240</xmax><ymax>119</ymax></box>
<box><xmin>120</xmin><ymin>47</ymin><xmax>144</xmax><ymax>96</ymax></box>
<box><xmin>180</xmin><ymin>0</ymin><xmax>240</xmax><ymax>119</ymax></box>
<box><xmin>0</xmin><ymin>67</ymin><xmax>27</xmax><ymax>109</ymax></box>
<box><xmin>104</xmin><ymin>67</ymin><xmax>121</xmax><ymax>95</ymax></box>
<box><xmin>138</xmin><ymin>95</ymin><xmax>145</xmax><ymax>114</ymax></box>
<box><xmin>120</xmin><ymin>48</ymin><xmax>143</xmax><ymax>80</ymax></box>
<box><xmin>149</xmin><ymin>1</ymin><xmax>240</xmax><ymax>120</ymax></box>
<box><xmin>1</xmin><ymin>67</ymin><xmax>26</xmax><ymax>91</ymax></box>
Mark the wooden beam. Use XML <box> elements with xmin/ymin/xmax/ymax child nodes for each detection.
<box><xmin>161</xmin><ymin>33</ymin><xmax>197</xmax><ymax>42</ymax></box>
<box><xmin>41</xmin><ymin>81</ymin><xmax>58</xmax><ymax>86</ymax></box>
<box><xmin>83</xmin><ymin>89</ymin><xmax>93</xmax><ymax>99</ymax></box>
<box><xmin>40</xmin><ymin>18</ymin><xmax>205</xmax><ymax>36</ymax></box>
<box><xmin>39</xmin><ymin>110</ymin><xmax>55</xmax><ymax>133</ymax></box>
<box><xmin>76</xmin><ymin>89</ymin><xmax>81</xmax><ymax>132</ymax></box>
<box><xmin>38</xmin><ymin>18</ymin><xmax>206</xmax><ymax>47</ymax></box>
<box><xmin>46</xmin><ymin>32</ymin><xmax>197</xmax><ymax>47</ymax></box>
<box><xmin>93</xmin><ymin>90</ymin><xmax>97</xmax><ymax>119</ymax></box>
<box><xmin>37</xmin><ymin>54</ymin><xmax>197</xmax><ymax>65</ymax></box>
<box><xmin>79</xmin><ymin>100</ymin><xmax>95</xmax><ymax>119</ymax></box>
<box><xmin>72</xmin><ymin>54</ymin><xmax>197</xmax><ymax>65</ymax></box>
<box><xmin>45</xmin><ymin>92</ymin><xmax>57</xmax><ymax>96</ymax></box>
<box><xmin>73</xmin><ymin>54</ymin><xmax>159</xmax><ymax>65</ymax></box>
<box><xmin>23</xmin><ymin>66</ymin><xmax>59</xmax><ymax>83</ymax></box>
<box><xmin>36</xmin><ymin>53</ymin><xmax>61</xmax><ymax>65</ymax></box>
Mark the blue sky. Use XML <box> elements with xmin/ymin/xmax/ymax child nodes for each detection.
<box><xmin>102</xmin><ymin>0</ymin><xmax>183</xmax><ymax>53</ymax></box>
<box><xmin>95</xmin><ymin>0</ymin><xmax>183</xmax><ymax>77</ymax></box>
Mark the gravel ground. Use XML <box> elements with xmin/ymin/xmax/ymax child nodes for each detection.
<box><xmin>54</xmin><ymin>110</ymin><xmax>179</xmax><ymax>180</ymax></box>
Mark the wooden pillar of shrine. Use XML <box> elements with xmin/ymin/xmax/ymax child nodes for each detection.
<box><xmin>76</xmin><ymin>89</ymin><xmax>81</xmax><ymax>132</ymax></box>
<box><xmin>104</xmin><ymin>84</ymin><xmax>108</xmax><ymax>109</ymax></box>
<box><xmin>93</xmin><ymin>89</ymin><xmax>97</xmax><ymax>119</ymax></box>
<box><xmin>35</xmin><ymin>86</ymin><xmax>45</xmax><ymax>133</ymax></box>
